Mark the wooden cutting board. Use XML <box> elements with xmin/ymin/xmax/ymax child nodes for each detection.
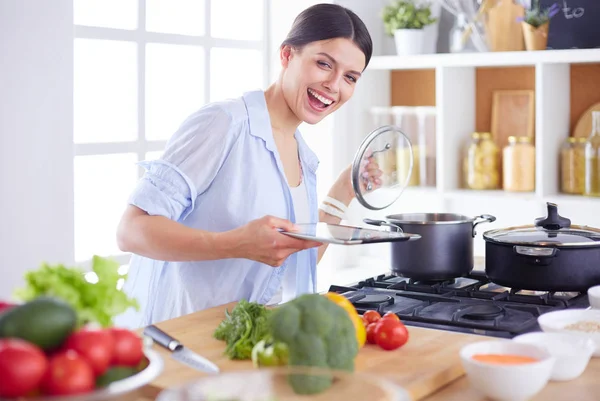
<box><xmin>141</xmin><ymin>302</ymin><xmax>490</xmax><ymax>401</ymax></box>
<box><xmin>485</xmin><ymin>0</ymin><xmax>525</xmax><ymax>51</ymax></box>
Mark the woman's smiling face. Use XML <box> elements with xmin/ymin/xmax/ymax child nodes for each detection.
<box><xmin>280</xmin><ymin>38</ymin><xmax>366</xmax><ymax>125</ymax></box>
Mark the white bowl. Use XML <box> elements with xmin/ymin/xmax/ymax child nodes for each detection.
<box><xmin>460</xmin><ymin>340</ymin><xmax>554</xmax><ymax>401</ymax></box>
<box><xmin>513</xmin><ymin>332</ymin><xmax>594</xmax><ymax>381</ymax></box>
<box><xmin>538</xmin><ymin>309</ymin><xmax>600</xmax><ymax>357</ymax></box>
<box><xmin>588</xmin><ymin>285</ymin><xmax>600</xmax><ymax>309</ymax></box>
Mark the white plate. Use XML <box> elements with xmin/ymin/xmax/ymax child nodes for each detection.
<box><xmin>280</xmin><ymin>222</ymin><xmax>420</xmax><ymax>245</ymax></box>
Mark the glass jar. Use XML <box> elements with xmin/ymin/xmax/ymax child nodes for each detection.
<box><xmin>584</xmin><ymin>111</ymin><xmax>600</xmax><ymax>197</ymax></box>
<box><xmin>502</xmin><ymin>136</ymin><xmax>535</xmax><ymax>192</ymax></box>
<box><xmin>392</xmin><ymin>106</ymin><xmax>420</xmax><ymax>187</ymax></box>
<box><xmin>561</xmin><ymin>137</ymin><xmax>586</xmax><ymax>194</ymax></box>
<box><xmin>369</xmin><ymin>107</ymin><xmax>396</xmax><ymax>187</ymax></box>
<box><xmin>464</xmin><ymin>132</ymin><xmax>499</xmax><ymax>190</ymax></box>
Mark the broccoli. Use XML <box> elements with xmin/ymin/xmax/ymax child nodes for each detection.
<box><xmin>269</xmin><ymin>293</ymin><xmax>359</xmax><ymax>395</ymax></box>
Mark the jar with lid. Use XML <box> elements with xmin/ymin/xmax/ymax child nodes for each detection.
<box><xmin>584</xmin><ymin>110</ymin><xmax>600</xmax><ymax>197</ymax></box>
<box><xmin>502</xmin><ymin>136</ymin><xmax>535</xmax><ymax>192</ymax></box>
<box><xmin>561</xmin><ymin>137</ymin><xmax>586</xmax><ymax>194</ymax></box>
<box><xmin>463</xmin><ymin>132</ymin><xmax>499</xmax><ymax>190</ymax></box>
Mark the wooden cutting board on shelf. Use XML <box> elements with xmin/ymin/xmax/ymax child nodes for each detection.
<box><xmin>140</xmin><ymin>302</ymin><xmax>490</xmax><ymax>401</ymax></box>
<box><xmin>485</xmin><ymin>0</ymin><xmax>525</xmax><ymax>51</ymax></box>
<box><xmin>573</xmin><ymin>102</ymin><xmax>600</xmax><ymax>138</ymax></box>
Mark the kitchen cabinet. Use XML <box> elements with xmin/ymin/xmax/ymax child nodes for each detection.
<box><xmin>329</xmin><ymin>47</ymin><xmax>600</xmax><ymax>268</ymax></box>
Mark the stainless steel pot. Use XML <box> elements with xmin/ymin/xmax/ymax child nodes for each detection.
<box><xmin>365</xmin><ymin>213</ymin><xmax>496</xmax><ymax>280</ymax></box>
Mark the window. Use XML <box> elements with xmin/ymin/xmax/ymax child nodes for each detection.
<box><xmin>73</xmin><ymin>0</ymin><xmax>268</xmax><ymax>264</ymax></box>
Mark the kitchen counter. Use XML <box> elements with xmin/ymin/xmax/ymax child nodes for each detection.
<box><xmin>131</xmin><ymin>298</ymin><xmax>600</xmax><ymax>401</ymax></box>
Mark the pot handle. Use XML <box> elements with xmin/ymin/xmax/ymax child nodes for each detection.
<box><xmin>472</xmin><ymin>214</ymin><xmax>496</xmax><ymax>237</ymax></box>
<box><xmin>363</xmin><ymin>218</ymin><xmax>403</xmax><ymax>233</ymax></box>
<box><xmin>513</xmin><ymin>246</ymin><xmax>559</xmax><ymax>258</ymax></box>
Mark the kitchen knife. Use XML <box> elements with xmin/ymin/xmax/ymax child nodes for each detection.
<box><xmin>143</xmin><ymin>324</ymin><xmax>220</xmax><ymax>374</ymax></box>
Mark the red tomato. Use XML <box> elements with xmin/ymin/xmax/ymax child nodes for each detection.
<box><xmin>111</xmin><ymin>328</ymin><xmax>144</xmax><ymax>367</ymax></box>
<box><xmin>366</xmin><ymin>323</ymin><xmax>378</xmax><ymax>345</ymax></box>
<box><xmin>363</xmin><ymin>310</ymin><xmax>381</xmax><ymax>324</ymax></box>
<box><xmin>373</xmin><ymin>319</ymin><xmax>409</xmax><ymax>351</ymax></box>
<box><xmin>0</xmin><ymin>339</ymin><xmax>48</xmax><ymax>398</ymax></box>
<box><xmin>381</xmin><ymin>312</ymin><xmax>401</xmax><ymax>323</ymax></box>
<box><xmin>41</xmin><ymin>350</ymin><xmax>95</xmax><ymax>396</ymax></box>
<box><xmin>64</xmin><ymin>328</ymin><xmax>115</xmax><ymax>376</ymax></box>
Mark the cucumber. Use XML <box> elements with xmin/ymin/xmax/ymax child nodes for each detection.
<box><xmin>96</xmin><ymin>366</ymin><xmax>139</xmax><ymax>388</ymax></box>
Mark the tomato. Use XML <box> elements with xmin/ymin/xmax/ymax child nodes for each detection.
<box><xmin>381</xmin><ymin>311</ymin><xmax>401</xmax><ymax>323</ymax></box>
<box><xmin>366</xmin><ymin>323</ymin><xmax>378</xmax><ymax>345</ymax></box>
<box><xmin>41</xmin><ymin>350</ymin><xmax>94</xmax><ymax>396</ymax></box>
<box><xmin>363</xmin><ymin>310</ymin><xmax>381</xmax><ymax>324</ymax></box>
<box><xmin>0</xmin><ymin>339</ymin><xmax>48</xmax><ymax>398</ymax></box>
<box><xmin>64</xmin><ymin>328</ymin><xmax>115</xmax><ymax>376</ymax></box>
<box><xmin>373</xmin><ymin>319</ymin><xmax>409</xmax><ymax>351</ymax></box>
<box><xmin>361</xmin><ymin>316</ymin><xmax>369</xmax><ymax>327</ymax></box>
<box><xmin>110</xmin><ymin>329</ymin><xmax>144</xmax><ymax>367</ymax></box>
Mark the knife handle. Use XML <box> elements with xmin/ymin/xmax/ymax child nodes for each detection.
<box><xmin>143</xmin><ymin>325</ymin><xmax>182</xmax><ymax>351</ymax></box>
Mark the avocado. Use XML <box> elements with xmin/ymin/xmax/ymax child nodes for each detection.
<box><xmin>96</xmin><ymin>366</ymin><xmax>139</xmax><ymax>388</ymax></box>
<box><xmin>0</xmin><ymin>296</ymin><xmax>77</xmax><ymax>350</ymax></box>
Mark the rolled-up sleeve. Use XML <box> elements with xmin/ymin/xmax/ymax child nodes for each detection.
<box><xmin>128</xmin><ymin>104</ymin><xmax>239</xmax><ymax>222</ymax></box>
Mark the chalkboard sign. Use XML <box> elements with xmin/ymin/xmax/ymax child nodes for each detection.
<box><xmin>539</xmin><ymin>0</ymin><xmax>600</xmax><ymax>49</ymax></box>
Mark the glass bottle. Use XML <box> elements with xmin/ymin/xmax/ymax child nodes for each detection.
<box><xmin>584</xmin><ymin>111</ymin><xmax>600</xmax><ymax>197</ymax></box>
<box><xmin>561</xmin><ymin>137</ymin><xmax>586</xmax><ymax>195</ymax></box>
<box><xmin>464</xmin><ymin>132</ymin><xmax>499</xmax><ymax>190</ymax></box>
<box><xmin>503</xmin><ymin>136</ymin><xmax>535</xmax><ymax>192</ymax></box>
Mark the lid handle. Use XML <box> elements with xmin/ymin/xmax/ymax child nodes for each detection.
<box><xmin>534</xmin><ymin>202</ymin><xmax>571</xmax><ymax>230</ymax></box>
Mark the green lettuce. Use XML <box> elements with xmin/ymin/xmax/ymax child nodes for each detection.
<box><xmin>14</xmin><ymin>255</ymin><xmax>139</xmax><ymax>328</ymax></box>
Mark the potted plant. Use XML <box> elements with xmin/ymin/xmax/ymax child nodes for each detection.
<box><xmin>382</xmin><ymin>0</ymin><xmax>438</xmax><ymax>56</ymax></box>
<box><xmin>520</xmin><ymin>0</ymin><xmax>560</xmax><ymax>50</ymax></box>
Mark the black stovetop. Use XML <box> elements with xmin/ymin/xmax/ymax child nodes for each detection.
<box><xmin>328</xmin><ymin>271</ymin><xmax>590</xmax><ymax>338</ymax></box>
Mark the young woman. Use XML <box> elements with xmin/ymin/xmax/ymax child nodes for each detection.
<box><xmin>115</xmin><ymin>3</ymin><xmax>377</xmax><ymax>328</ymax></box>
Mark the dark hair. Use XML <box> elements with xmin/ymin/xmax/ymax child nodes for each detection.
<box><xmin>281</xmin><ymin>3</ymin><xmax>373</xmax><ymax>70</ymax></box>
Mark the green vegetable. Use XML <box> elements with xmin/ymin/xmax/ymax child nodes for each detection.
<box><xmin>0</xmin><ymin>296</ymin><xmax>77</xmax><ymax>351</ymax></box>
<box><xmin>269</xmin><ymin>293</ymin><xmax>359</xmax><ymax>395</ymax></box>
<box><xmin>14</xmin><ymin>255</ymin><xmax>139</xmax><ymax>328</ymax></box>
<box><xmin>96</xmin><ymin>366</ymin><xmax>138</xmax><ymax>388</ymax></box>
<box><xmin>251</xmin><ymin>337</ymin><xmax>289</xmax><ymax>367</ymax></box>
<box><xmin>382</xmin><ymin>0</ymin><xmax>437</xmax><ymax>34</ymax></box>
<box><xmin>213</xmin><ymin>299</ymin><xmax>271</xmax><ymax>360</ymax></box>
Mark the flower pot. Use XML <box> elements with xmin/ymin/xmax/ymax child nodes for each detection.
<box><xmin>522</xmin><ymin>21</ymin><xmax>549</xmax><ymax>51</ymax></box>
<box><xmin>393</xmin><ymin>29</ymin><xmax>426</xmax><ymax>56</ymax></box>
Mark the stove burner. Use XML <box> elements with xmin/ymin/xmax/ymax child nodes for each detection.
<box><xmin>353</xmin><ymin>294</ymin><xmax>394</xmax><ymax>308</ymax></box>
<box><xmin>409</xmin><ymin>278</ymin><xmax>456</xmax><ymax>285</ymax></box>
<box><xmin>461</xmin><ymin>304</ymin><xmax>505</xmax><ymax>320</ymax></box>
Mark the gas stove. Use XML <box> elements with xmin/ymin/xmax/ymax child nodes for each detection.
<box><xmin>329</xmin><ymin>271</ymin><xmax>590</xmax><ymax>338</ymax></box>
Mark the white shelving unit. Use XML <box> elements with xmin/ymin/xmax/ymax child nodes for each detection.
<box><xmin>329</xmin><ymin>48</ymin><xmax>600</xmax><ymax>268</ymax></box>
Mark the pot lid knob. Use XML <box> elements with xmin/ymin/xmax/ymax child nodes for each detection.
<box><xmin>534</xmin><ymin>202</ymin><xmax>571</xmax><ymax>230</ymax></box>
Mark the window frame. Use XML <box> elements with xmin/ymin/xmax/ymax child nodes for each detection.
<box><xmin>72</xmin><ymin>0</ymin><xmax>271</xmax><ymax>266</ymax></box>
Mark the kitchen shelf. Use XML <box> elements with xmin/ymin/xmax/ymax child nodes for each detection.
<box><xmin>368</xmin><ymin>48</ymin><xmax>600</xmax><ymax>71</ymax></box>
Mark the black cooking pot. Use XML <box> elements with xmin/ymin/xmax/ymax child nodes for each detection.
<box><xmin>365</xmin><ymin>213</ymin><xmax>496</xmax><ymax>280</ymax></box>
<box><xmin>483</xmin><ymin>202</ymin><xmax>600</xmax><ymax>292</ymax></box>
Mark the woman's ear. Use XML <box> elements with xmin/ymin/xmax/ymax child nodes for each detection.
<box><xmin>280</xmin><ymin>45</ymin><xmax>293</xmax><ymax>67</ymax></box>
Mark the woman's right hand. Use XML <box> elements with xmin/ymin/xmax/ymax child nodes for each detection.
<box><xmin>227</xmin><ymin>216</ymin><xmax>322</xmax><ymax>267</ymax></box>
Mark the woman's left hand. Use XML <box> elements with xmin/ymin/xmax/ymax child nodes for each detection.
<box><xmin>328</xmin><ymin>157</ymin><xmax>383</xmax><ymax>207</ymax></box>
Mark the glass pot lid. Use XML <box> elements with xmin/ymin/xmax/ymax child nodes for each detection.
<box><xmin>351</xmin><ymin>125</ymin><xmax>414</xmax><ymax>210</ymax></box>
<box><xmin>483</xmin><ymin>202</ymin><xmax>600</xmax><ymax>248</ymax></box>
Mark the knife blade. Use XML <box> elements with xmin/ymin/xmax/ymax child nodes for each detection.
<box><xmin>143</xmin><ymin>324</ymin><xmax>220</xmax><ymax>374</ymax></box>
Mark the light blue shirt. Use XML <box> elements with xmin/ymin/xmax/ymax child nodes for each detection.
<box><xmin>115</xmin><ymin>90</ymin><xmax>320</xmax><ymax>328</ymax></box>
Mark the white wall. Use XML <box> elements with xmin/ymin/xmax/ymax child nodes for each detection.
<box><xmin>0</xmin><ymin>0</ymin><xmax>75</xmax><ymax>300</ymax></box>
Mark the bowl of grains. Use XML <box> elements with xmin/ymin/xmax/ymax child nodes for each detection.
<box><xmin>538</xmin><ymin>309</ymin><xmax>600</xmax><ymax>357</ymax></box>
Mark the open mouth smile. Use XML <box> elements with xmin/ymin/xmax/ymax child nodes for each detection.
<box><xmin>307</xmin><ymin>88</ymin><xmax>335</xmax><ymax>111</ymax></box>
